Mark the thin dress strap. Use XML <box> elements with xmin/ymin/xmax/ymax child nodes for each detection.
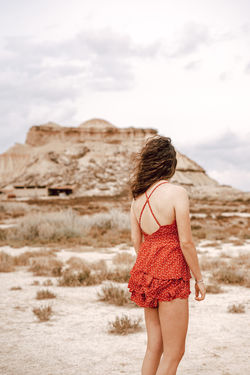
<box><xmin>139</xmin><ymin>181</ymin><xmax>168</xmax><ymax>228</ymax></box>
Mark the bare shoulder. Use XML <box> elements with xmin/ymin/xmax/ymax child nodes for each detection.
<box><xmin>165</xmin><ymin>183</ymin><xmax>188</xmax><ymax>194</ymax></box>
<box><xmin>166</xmin><ymin>183</ymin><xmax>189</xmax><ymax>201</ymax></box>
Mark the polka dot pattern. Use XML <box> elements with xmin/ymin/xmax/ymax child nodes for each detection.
<box><xmin>128</xmin><ymin>220</ymin><xmax>192</xmax><ymax>308</ymax></box>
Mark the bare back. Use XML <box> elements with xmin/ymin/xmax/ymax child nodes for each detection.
<box><xmin>132</xmin><ymin>180</ymin><xmax>177</xmax><ymax>235</ymax></box>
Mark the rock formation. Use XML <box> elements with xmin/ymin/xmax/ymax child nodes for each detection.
<box><xmin>0</xmin><ymin>118</ymin><xmax>244</xmax><ymax>199</ymax></box>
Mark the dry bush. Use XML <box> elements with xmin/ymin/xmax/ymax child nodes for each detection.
<box><xmin>33</xmin><ymin>305</ymin><xmax>53</xmax><ymax>321</ymax></box>
<box><xmin>108</xmin><ymin>314</ymin><xmax>142</xmax><ymax>335</ymax></box>
<box><xmin>6</xmin><ymin>208</ymin><xmax>130</xmax><ymax>245</ymax></box>
<box><xmin>212</xmin><ymin>267</ymin><xmax>246</xmax><ymax>286</ymax></box>
<box><xmin>112</xmin><ymin>252</ymin><xmax>136</xmax><ymax>267</ymax></box>
<box><xmin>232</xmin><ymin>254</ymin><xmax>250</xmax><ymax>269</ymax></box>
<box><xmin>0</xmin><ymin>202</ymin><xmax>29</xmax><ymax>217</ymax></box>
<box><xmin>200</xmin><ymin>256</ymin><xmax>227</xmax><ymax>271</ymax></box>
<box><xmin>0</xmin><ymin>229</ymin><xmax>7</xmax><ymax>241</ymax></box>
<box><xmin>36</xmin><ymin>289</ymin><xmax>56</xmax><ymax>300</ymax></box>
<box><xmin>90</xmin><ymin>260</ymin><xmax>108</xmax><ymax>273</ymax></box>
<box><xmin>31</xmin><ymin>280</ymin><xmax>40</xmax><ymax>286</ymax></box>
<box><xmin>10</xmin><ymin>286</ymin><xmax>22</xmax><ymax>291</ymax></box>
<box><xmin>105</xmin><ymin>267</ymin><xmax>131</xmax><ymax>283</ymax></box>
<box><xmin>206</xmin><ymin>284</ymin><xmax>224</xmax><ymax>294</ymax></box>
<box><xmin>227</xmin><ymin>303</ymin><xmax>245</xmax><ymax>313</ymax></box>
<box><xmin>28</xmin><ymin>257</ymin><xmax>63</xmax><ymax>277</ymax></box>
<box><xmin>0</xmin><ymin>251</ymin><xmax>15</xmax><ymax>272</ymax></box>
<box><xmin>98</xmin><ymin>283</ymin><xmax>133</xmax><ymax>306</ymax></box>
<box><xmin>14</xmin><ymin>249</ymin><xmax>56</xmax><ymax>266</ymax></box>
<box><xmin>66</xmin><ymin>256</ymin><xmax>90</xmax><ymax>271</ymax></box>
<box><xmin>43</xmin><ymin>279</ymin><xmax>53</xmax><ymax>286</ymax></box>
<box><xmin>58</xmin><ymin>269</ymin><xmax>101</xmax><ymax>287</ymax></box>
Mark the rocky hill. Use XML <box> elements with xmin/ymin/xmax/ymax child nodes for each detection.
<box><xmin>0</xmin><ymin>118</ymin><xmax>244</xmax><ymax>199</ymax></box>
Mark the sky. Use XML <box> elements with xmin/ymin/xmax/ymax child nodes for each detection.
<box><xmin>0</xmin><ymin>0</ymin><xmax>250</xmax><ymax>191</ymax></box>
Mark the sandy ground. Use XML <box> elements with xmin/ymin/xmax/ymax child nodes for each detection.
<box><xmin>0</xmin><ymin>243</ymin><xmax>250</xmax><ymax>375</ymax></box>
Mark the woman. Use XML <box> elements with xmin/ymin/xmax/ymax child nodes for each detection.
<box><xmin>128</xmin><ymin>135</ymin><xmax>206</xmax><ymax>375</ymax></box>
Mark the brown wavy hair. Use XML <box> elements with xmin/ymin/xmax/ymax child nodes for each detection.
<box><xmin>130</xmin><ymin>135</ymin><xmax>177</xmax><ymax>199</ymax></box>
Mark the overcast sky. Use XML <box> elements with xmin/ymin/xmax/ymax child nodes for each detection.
<box><xmin>0</xmin><ymin>0</ymin><xmax>249</xmax><ymax>191</ymax></box>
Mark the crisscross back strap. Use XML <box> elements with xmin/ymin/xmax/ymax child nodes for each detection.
<box><xmin>139</xmin><ymin>181</ymin><xmax>168</xmax><ymax>227</ymax></box>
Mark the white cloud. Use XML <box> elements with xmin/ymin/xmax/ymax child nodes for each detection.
<box><xmin>178</xmin><ymin>131</ymin><xmax>250</xmax><ymax>191</ymax></box>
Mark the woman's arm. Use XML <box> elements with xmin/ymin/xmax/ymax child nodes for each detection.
<box><xmin>130</xmin><ymin>200</ymin><xmax>143</xmax><ymax>254</ymax></box>
<box><xmin>174</xmin><ymin>186</ymin><xmax>206</xmax><ymax>301</ymax></box>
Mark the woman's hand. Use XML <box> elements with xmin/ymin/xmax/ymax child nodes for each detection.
<box><xmin>195</xmin><ymin>281</ymin><xmax>206</xmax><ymax>301</ymax></box>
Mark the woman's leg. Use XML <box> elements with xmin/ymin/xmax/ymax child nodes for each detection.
<box><xmin>156</xmin><ymin>298</ymin><xmax>189</xmax><ymax>375</ymax></box>
<box><xmin>141</xmin><ymin>307</ymin><xmax>163</xmax><ymax>375</ymax></box>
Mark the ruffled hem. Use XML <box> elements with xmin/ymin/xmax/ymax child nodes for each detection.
<box><xmin>128</xmin><ymin>271</ymin><xmax>191</xmax><ymax>308</ymax></box>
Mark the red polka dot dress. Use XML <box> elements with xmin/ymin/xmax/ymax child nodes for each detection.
<box><xmin>128</xmin><ymin>182</ymin><xmax>191</xmax><ymax>308</ymax></box>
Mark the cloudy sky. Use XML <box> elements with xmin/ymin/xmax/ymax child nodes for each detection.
<box><xmin>0</xmin><ymin>0</ymin><xmax>250</xmax><ymax>191</ymax></box>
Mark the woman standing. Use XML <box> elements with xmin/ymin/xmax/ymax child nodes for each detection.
<box><xmin>128</xmin><ymin>136</ymin><xmax>206</xmax><ymax>375</ymax></box>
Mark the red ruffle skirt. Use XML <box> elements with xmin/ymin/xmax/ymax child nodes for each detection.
<box><xmin>128</xmin><ymin>271</ymin><xmax>191</xmax><ymax>308</ymax></box>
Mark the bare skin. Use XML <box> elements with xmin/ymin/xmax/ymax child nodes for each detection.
<box><xmin>130</xmin><ymin>180</ymin><xmax>206</xmax><ymax>375</ymax></box>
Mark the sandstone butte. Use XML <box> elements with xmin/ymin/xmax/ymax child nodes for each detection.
<box><xmin>0</xmin><ymin>118</ymin><xmax>245</xmax><ymax>200</ymax></box>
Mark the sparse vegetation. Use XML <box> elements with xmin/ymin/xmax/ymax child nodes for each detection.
<box><xmin>0</xmin><ymin>202</ymin><xmax>29</xmax><ymax>218</ymax></box>
<box><xmin>212</xmin><ymin>267</ymin><xmax>246</xmax><ymax>286</ymax></box>
<box><xmin>0</xmin><ymin>251</ymin><xmax>15</xmax><ymax>272</ymax></box>
<box><xmin>5</xmin><ymin>208</ymin><xmax>130</xmax><ymax>246</ymax></box>
<box><xmin>200</xmin><ymin>256</ymin><xmax>227</xmax><ymax>271</ymax></box>
<box><xmin>33</xmin><ymin>305</ymin><xmax>53</xmax><ymax>321</ymax></box>
<box><xmin>206</xmin><ymin>284</ymin><xmax>224</xmax><ymax>294</ymax></box>
<box><xmin>58</xmin><ymin>269</ymin><xmax>101</xmax><ymax>287</ymax></box>
<box><xmin>14</xmin><ymin>249</ymin><xmax>57</xmax><ymax>266</ymax></box>
<box><xmin>10</xmin><ymin>286</ymin><xmax>22</xmax><ymax>291</ymax></box>
<box><xmin>28</xmin><ymin>257</ymin><xmax>63</xmax><ymax>277</ymax></box>
<box><xmin>105</xmin><ymin>267</ymin><xmax>131</xmax><ymax>283</ymax></box>
<box><xmin>112</xmin><ymin>252</ymin><xmax>136</xmax><ymax>266</ymax></box>
<box><xmin>108</xmin><ymin>314</ymin><xmax>142</xmax><ymax>335</ymax></box>
<box><xmin>31</xmin><ymin>280</ymin><xmax>40</xmax><ymax>286</ymax></box>
<box><xmin>98</xmin><ymin>283</ymin><xmax>134</xmax><ymax>306</ymax></box>
<box><xmin>227</xmin><ymin>303</ymin><xmax>245</xmax><ymax>314</ymax></box>
<box><xmin>43</xmin><ymin>279</ymin><xmax>53</xmax><ymax>286</ymax></box>
<box><xmin>36</xmin><ymin>289</ymin><xmax>56</xmax><ymax>299</ymax></box>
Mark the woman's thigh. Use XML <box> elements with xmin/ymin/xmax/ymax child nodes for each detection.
<box><xmin>144</xmin><ymin>307</ymin><xmax>163</xmax><ymax>352</ymax></box>
<box><xmin>158</xmin><ymin>298</ymin><xmax>189</xmax><ymax>355</ymax></box>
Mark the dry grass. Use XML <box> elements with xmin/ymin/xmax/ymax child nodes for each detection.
<box><xmin>58</xmin><ymin>269</ymin><xmax>101</xmax><ymax>287</ymax></box>
<box><xmin>0</xmin><ymin>250</ymin><xmax>58</xmax><ymax>273</ymax></box>
<box><xmin>0</xmin><ymin>202</ymin><xmax>29</xmax><ymax>218</ymax></box>
<box><xmin>31</xmin><ymin>280</ymin><xmax>40</xmax><ymax>286</ymax></box>
<box><xmin>98</xmin><ymin>283</ymin><xmax>134</xmax><ymax>306</ymax></box>
<box><xmin>14</xmin><ymin>249</ymin><xmax>57</xmax><ymax>266</ymax></box>
<box><xmin>5</xmin><ymin>208</ymin><xmax>130</xmax><ymax>246</ymax></box>
<box><xmin>58</xmin><ymin>257</ymin><xmax>130</xmax><ymax>286</ymax></box>
<box><xmin>66</xmin><ymin>256</ymin><xmax>91</xmax><ymax>271</ymax></box>
<box><xmin>36</xmin><ymin>289</ymin><xmax>56</xmax><ymax>300</ymax></box>
<box><xmin>231</xmin><ymin>253</ymin><xmax>250</xmax><ymax>269</ymax></box>
<box><xmin>112</xmin><ymin>252</ymin><xmax>136</xmax><ymax>266</ymax></box>
<box><xmin>43</xmin><ymin>279</ymin><xmax>53</xmax><ymax>286</ymax></box>
<box><xmin>33</xmin><ymin>305</ymin><xmax>53</xmax><ymax>321</ymax></box>
<box><xmin>212</xmin><ymin>266</ymin><xmax>246</xmax><ymax>286</ymax></box>
<box><xmin>28</xmin><ymin>257</ymin><xmax>63</xmax><ymax>277</ymax></box>
<box><xmin>227</xmin><ymin>303</ymin><xmax>245</xmax><ymax>313</ymax></box>
<box><xmin>105</xmin><ymin>267</ymin><xmax>131</xmax><ymax>283</ymax></box>
<box><xmin>10</xmin><ymin>286</ymin><xmax>22</xmax><ymax>291</ymax></box>
<box><xmin>108</xmin><ymin>314</ymin><xmax>142</xmax><ymax>335</ymax></box>
<box><xmin>0</xmin><ymin>251</ymin><xmax>15</xmax><ymax>272</ymax></box>
<box><xmin>205</xmin><ymin>284</ymin><xmax>224</xmax><ymax>294</ymax></box>
<box><xmin>200</xmin><ymin>256</ymin><xmax>227</xmax><ymax>271</ymax></box>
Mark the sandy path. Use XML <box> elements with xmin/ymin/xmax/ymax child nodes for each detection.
<box><xmin>0</xmin><ymin>263</ymin><xmax>250</xmax><ymax>375</ymax></box>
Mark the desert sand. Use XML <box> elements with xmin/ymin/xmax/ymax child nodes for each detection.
<box><xmin>0</xmin><ymin>242</ymin><xmax>249</xmax><ymax>375</ymax></box>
